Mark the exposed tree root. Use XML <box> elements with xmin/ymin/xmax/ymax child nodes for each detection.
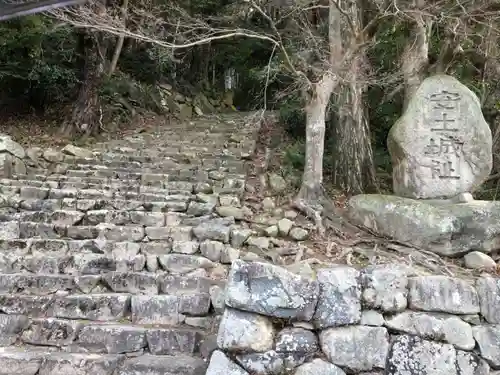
<box><xmin>292</xmin><ymin>182</ymin><xmax>348</xmax><ymax>237</ymax></box>
<box><xmin>293</xmin><ymin>197</ymin><xmax>326</xmax><ymax>235</ymax></box>
<box><xmin>293</xmin><ymin>180</ymin><xmax>368</xmax><ymax>242</ymax></box>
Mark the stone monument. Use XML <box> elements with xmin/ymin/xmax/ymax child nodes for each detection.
<box><xmin>346</xmin><ymin>76</ymin><xmax>500</xmax><ymax>261</ymax></box>
<box><xmin>388</xmin><ymin>74</ymin><xmax>492</xmax><ymax>199</ymax></box>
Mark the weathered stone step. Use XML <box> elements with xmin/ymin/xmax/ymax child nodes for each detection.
<box><xmin>26</xmin><ymin>161</ymin><xmax>245</xmax><ymax>179</ymax></box>
<box><xmin>0</xmin><ymin>291</ymin><xmax>212</xmax><ymax>323</ymax></box>
<box><xmin>7</xmin><ymin>205</ymin><xmax>233</xmax><ymax>226</ymax></box>
<box><xmin>67</xmin><ymin>150</ymin><xmax>247</xmax><ymax>165</ymax></box>
<box><xmin>7</xmin><ymin>170</ymin><xmax>246</xmax><ymax>185</ymax></box>
<box><xmin>0</xmin><ymin>271</ymin><xmax>223</xmax><ymax>295</ymax></box>
<box><xmin>4</xmin><ymin>184</ymin><xmax>196</xmax><ymax>199</ymax></box>
<box><xmin>0</xmin><ymin>238</ymin><xmax>236</xmax><ymax>268</ymax></box>
<box><xmin>91</xmin><ymin>145</ymin><xmax>253</xmax><ymax>161</ymax></box>
<box><xmin>0</xmin><ymin>241</ymin><xmax>228</xmax><ymax>274</ymax></box>
<box><xmin>45</xmin><ymin>156</ymin><xmax>246</xmax><ymax>173</ymax></box>
<box><xmin>2</xmin><ymin>197</ymin><xmax>193</xmax><ymax>213</ymax></box>
<box><xmin>0</xmin><ymin>197</ymin><xmax>243</xmax><ymax>220</ymax></box>
<box><xmin>0</xmin><ymin>347</ymin><xmax>207</xmax><ymax>375</ymax></box>
<box><xmin>0</xmin><ymin>184</ymin><xmax>245</xmax><ymax>205</ymax></box>
<box><xmin>0</xmin><ymin>316</ymin><xmax>209</xmax><ymax>355</ymax></box>
<box><xmin>1</xmin><ymin>220</ymin><xmax>198</xmax><ymax>240</ymax></box>
<box><xmin>13</xmin><ymin>168</ymin><xmax>246</xmax><ymax>185</ymax></box>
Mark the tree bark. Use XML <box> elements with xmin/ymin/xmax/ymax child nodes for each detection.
<box><xmin>333</xmin><ymin>54</ymin><xmax>377</xmax><ymax>194</ymax></box>
<box><xmin>61</xmin><ymin>30</ymin><xmax>108</xmax><ymax>137</ymax></box>
<box><xmin>293</xmin><ymin>0</ymin><xmax>342</xmax><ymax>232</ymax></box>
<box><xmin>331</xmin><ymin>0</ymin><xmax>376</xmax><ymax>194</ymax></box>
<box><xmin>61</xmin><ymin>1</ymin><xmax>108</xmax><ymax>137</ymax></box>
<box><xmin>401</xmin><ymin>0</ymin><xmax>431</xmax><ymax>109</ymax></box>
<box><xmin>108</xmin><ymin>0</ymin><xmax>129</xmax><ymax>76</ymax></box>
<box><xmin>299</xmin><ymin>75</ymin><xmax>337</xmax><ymax>200</ymax></box>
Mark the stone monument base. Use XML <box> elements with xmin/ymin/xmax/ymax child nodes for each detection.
<box><xmin>347</xmin><ymin>194</ymin><xmax>500</xmax><ymax>257</ymax></box>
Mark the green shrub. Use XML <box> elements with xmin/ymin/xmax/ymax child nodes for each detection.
<box><xmin>279</xmin><ymin>102</ymin><xmax>305</xmax><ymax>140</ymax></box>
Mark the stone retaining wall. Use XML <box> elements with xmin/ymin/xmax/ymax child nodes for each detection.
<box><xmin>207</xmin><ymin>259</ymin><xmax>500</xmax><ymax>375</ymax></box>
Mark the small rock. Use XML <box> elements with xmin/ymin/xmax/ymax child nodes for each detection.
<box><xmin>269</xmin><ymin>173</ymin><xmax>287</xmax><ymax>193</ymax></box>
<box><xmin>43</xmin><ymin>148</ymin><xmax>64</xmax><ymax>162</ymax></box>
<box><xmin>0</xmin><ymin>135</ymin><xmax>25</xmax><ymax>159</ymax></box>
<box><xmin>220</xmin><ymin>196</ymin><xmax>240</xmax><ymax>207</ymax></box>
<box><xmin>285</xmin><ymin>210</ymin><xmax>298</xmax><ymax>220</ymax></box>
<box><xmin>216</xmin><ymin>206</ymin><xmax>245</xmax><ymax>220</ymax></box>
<box><xmin>464</xmin><ymin>251</ymin><xmax>496</xmax><ymax>269</ymax></box>
<box><xmin>265</xmin><ymin>225</ymin><xmax>278</xmax><ymax>237</ymax></box>
<box><xmin>262</xmin><ymin>197</ymin><xmax>275</xmax><ymax>211</ymax></box>
<box><xmin>289</xmin><ymin>227</ymin><xmax>309</xmax><ymax>241</ymax></box>
<box><xmin>209</xmin><ymin>170</ymin><xmax>225</xmax><ymax>181</ymax></box>
<box><xmin>220</xmin><ymin>246</ymin><xmax>240</xmax><ymax>264</ymax></box>
<box><xmin>209</xmin><ymin>285</ymin><xmax>226</xmax><ymax>314</ymax></box>
<box><xmin>62</xmin><ymin>144</ymin><xmax>93</xmax><ymax>158</ymax></box>
<box><xmin>231</xmin><ymin>228</ymin><xmax>252</xmax><ymax>248</ymax></box>
<box><xmin>246</xmin><ymin>236</ymin><xmax>270</xmax><ymax>250</ymax></box>
<box><xmin>200</xmin><ymin>240</ymin><xmax>225</xmax><ymax>262</ymax></box>
<box><xmin>456</xmin><ymin>351</ymin><xmax>489</xmax><ymax>375</ymax></box>
<box><xmin>277</xmin><ymin>218</ymin><xmax>294</xmax><ymax>236</ymax></box>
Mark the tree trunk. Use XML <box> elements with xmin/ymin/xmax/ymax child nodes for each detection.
<box><xmin>333</xmin><ymin>54</ymin><xmax>377</xmax><ymax>194</ymax></box>
<box><xmin>292</xmin><ymin>0</ymin><xmax>342</xmax><ymax>232</ymax></box>
<box><xmin>331</xmin><ymin>0</ymin><xmax>376</xmax><ymax>194</ymax></box>
<box><xmin>108</xmin><ymin>0</ymin><xmax>129</xmax><ymax>76</ymax></box>
<box><xmin>402</xmin><ymin>0</ymin><xmax>431</xmax><ymax>108</ymax></box>
<box><xmin>61</xmin><ymin>1</ymin><xmax>108</xmax><ymax>137</ymax></box>
<box><xmin>294</xmin><ymin>75</ymin><xmax>337</xmax><ymax>226</ymax></box>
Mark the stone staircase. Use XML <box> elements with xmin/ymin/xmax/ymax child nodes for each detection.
<box><xmin>0</xmin><ymin>113</ymin><xmax>260</xmax><ymax>375</ymax></box>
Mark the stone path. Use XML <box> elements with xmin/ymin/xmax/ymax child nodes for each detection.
<box><xmin>0</xmin><ymin>112</ymin><xmax>262</xmax><ymax>375</ymax></box>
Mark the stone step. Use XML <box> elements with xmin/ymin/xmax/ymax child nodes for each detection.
<box><xmin>26</xmin><ymin>161</ymin><xmax>246</xmax><ymax>178</ymax></box>
<box><xmin>0</xmin><ymin>347</ymin><xmax>207</xmax><ymax>375</ymax></box>
<box><xmin>2</xmin><ymin>171</ymin><xmax>245</xmax><ymax>188</ymax></box>
<box><xmin>67</xmin><ymin>150</ymin><xmax>248</xmax><ymax>164</ymax></box>
<box><xmin>0</xmin><ymin>242</ymin><xmax>230</xmax><ymax>275</ymax></box>
<box><xmin>0</xmin><ymin>271</ymin><xmax>223</xmax><ymax>294</ymax></box>
<box><xmin>13</xmin><ymin>168</ymin><xmax>246</xmax><ymax>184</ymax></box>
<box><xmin>0</xmin><ymin>197</ymin><xmax>242</xmax><ymax>220</ymax></box>
<box><xmin>0</xmin><ymin>238</ymin><xmax>236</xmax><ymax>268</ymax></box>
<box><xmin>0</xmin><ymin>317</ymin><xmax>209</xmax><ymax>354</ymax></box>
<box><xmin>91</xmin><ymin>145</ymin><xmax>253</xmax><ymax>160</ymax></box>
<box><xmin>0</xmin><ymin>220</ymin><xmax>226</xmax><ymax>240</ymax></box>
<box><xmin>47</xmin><ymin>155</ymin><xmax>246</xmax><ymax>172</ymax></box>
<box><xmin>3</xmin><ymin>198</ymin><xmax>194</xmax><ymax>213</ymax></box>
<box><xmin>2</xmin><ymin>188</ymin><xmax>243</xmax><ymax>206</ymax></box>
<box><xmin>5</xmin><ymin>184</ymin><xmax>197</xmax><ymax>199</ymax></box>
<box><xmin>0</xmin><ymin>291</ymin><xmax>213</xmax><ymax>324</ymax></box>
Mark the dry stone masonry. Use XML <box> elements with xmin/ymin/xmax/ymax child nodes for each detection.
<box><xmin>348</xmin><ymin>75</ymin><xmax>499</xmax><ymax>266</ymax></box>
<box><xmin>208</xmin><ymin>260</ymin><xmax>500</xmax><ymax>375</ymax></box>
